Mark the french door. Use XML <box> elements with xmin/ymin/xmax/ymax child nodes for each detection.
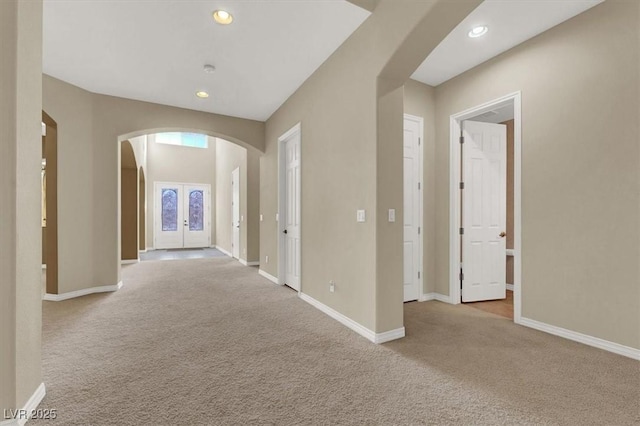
<box><xmin>154</xmin><ymin>182</ymin><xmax>210</xmax><ymax>249</ymax></box>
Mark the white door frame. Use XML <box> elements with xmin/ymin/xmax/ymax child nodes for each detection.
<box><xmin>403</xmin><ymin>114</ymin><xmax>424</xmax><ymax>301</ymax></box>
<box><xmin>231</xmin><ymin>167</ymin><xmax>240</xmax><ymax>259</ymax></box>
<box><xmin>277</xmin><ymin>122</ymin><xmax>301</xmax><ymax>291</ymax></box>
<box><xmin>449</xmin><ymin>92</ymin><xmax>522</xmax><ymax>323</ymax></box>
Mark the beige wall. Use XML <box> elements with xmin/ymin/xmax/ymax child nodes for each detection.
<box><xmin>403</xmin><ymin>79</ymin><xmax>436</xmax><ymax>294</ymax></box>
<box><xmin>42</xmin><ymin>76</ymin><xmax>95</xmax><ymax>294</ymax></box>
<box><xmin>260</xmin><ymin>0</ymin><xmax>481</xmax><ymax>333</ymax></box>
<box><xmin>43</xmin><ymin>75</ymin><xmax>265</xmax><ymax>294</ymax></box>
<box><xmin>433</xmin><ymin>1</ymin><xmax>639</xmax><ymax>348</ymax></box>
<box><xmin>146</xmin><ymin>134</ymin><xmax>217</xmax><ymax>248</ymax></box>
<box><xmin>215</xmin><ymin>139</ymin><xmax>247</xmax><ymax>258</ymax></box>
<box><xmin>214</xmin><ymin>138</ymin><xmax>260</xmax><ymax>263</ymax></box>
<box><xmin>0</xmin><ymin>0</ymin><xmax>43</xmax><ymax>412</ymax></box>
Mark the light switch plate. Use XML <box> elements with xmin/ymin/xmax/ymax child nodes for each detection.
<box><xmin>260</xmin><ymin>214</ymin><xmax>263</xmax><ymax>222</ymax></box>
<box><xmin>357</xmin><ymin>209</ymin><xmax>366</xmax><ymax>223</ymax></box>
<box><xmin>388</xmin><ymin>209</ymin><xmax>396</xmax><ymax>222</ymax></box>
<box><xmin>275</xmin><ymin>213</ymin><xmax>279</xmax><ymax>222</ymax></box>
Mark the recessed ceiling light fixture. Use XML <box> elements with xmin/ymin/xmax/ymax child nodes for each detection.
<box><xmin>196</xmin><ymin>91</ymin><xmax>210</xmax><ymax>99</ymax></box>
<box><xmin>468</xmin><ymin>25</ymin><xmax>488</xmax><ymax>38</ymax></box>
<box><xmin>213</xmin><ymin>10</ymin><xmax>233</xmax><ymax>25</ymax></box>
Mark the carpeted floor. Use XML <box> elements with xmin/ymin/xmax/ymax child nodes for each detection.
<box><xmin>34</xmin><ymin>258</ymin><xmax>639</xmax><ymax>425</ymax></box>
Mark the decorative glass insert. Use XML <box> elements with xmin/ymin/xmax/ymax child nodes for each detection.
<box><xmin>155</xmin><ymin>132</ymin><xmax>208</xmax><ymax>149</ymax></box>
<box><xmin>161</xmin><ymin>189</ymin><xmax>178</xmax><ymax>231</ymax></box>
<box><xmin>189</xmin><ymin>190</ymin><xmax>204</xmax><ymax>231</ymax></box>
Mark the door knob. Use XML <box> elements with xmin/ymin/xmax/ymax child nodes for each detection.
<box><xmin>283</xmin><ymin>229</ymin><xmax>288</xmax><ymax>234</ymax></box>
<box><xmin>499</xmin><ymin>231</ymin><xmax>506</xmax><ymax>238</ymax></box>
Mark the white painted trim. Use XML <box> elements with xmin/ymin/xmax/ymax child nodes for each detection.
<box><xmin>239</xmin><ymin>259</ymin><xmax>259</xmax><ymax>266</ymax></box>
<box><xmin>404</xmin><ymin>114</ymin><xmax>424</xmax><ymax>302</ymax></box>
<box><xmin>299</xmin><ymin>292</ymin><xmax>404</xmax><ymax>344</ymax></box>
<box><xmin>139</xmin><ymin>249</ymin><xmax>148</xmax><ymax>253</ymax></box>
<box><xmin>506</xmin><ymin>284</ymin><xmax>514</xmax><ymax>291</ymax></box>
<box><xmin>145</xmin><ymin>247</ymin><xmax>156</xmax><ymax>251</ymax></box>
<box><xmin>121</xmin><ymin>259</ymin><xmax>139</xmax><ymax>265</ymax></box>
<box><xmin>520</xmin><ymin>317</ymin><xmax>640</xmax><ymax>361</ymax></box>
<box><xmin>43</xmin><ymin>281</ymin><xmax>123</xmax><ymax>302</ymax></box>
<box><xmin>213</xmin><ymin>245</ymin><xmax>233</xmax><ymax>258</ymax></box>
<box><xmin>41</xmin><ymin>264</ymin><xmax>46</xmax><ymax>270</ymax></box>
<box><xmin>0</xmin><ymin>382</ymin><xmax>46</xmax><ymax>425</ymax></box>
<box><xmin>506</xmin><ymin>249</ymin><xmax>515</xmax><ymax>257</ymax></box>
<box><xmin>374</xmin><ymin>327</ymin><xmax>406</xmax><ymax>344</ymax></box>
<box><xmin>419</xmin><ymin>293</ymin><xmax>452</xmax><ymax>303</ymax></box>
<box><xmin>277</xmin><ymin>122</ymin><xmax>302</xmax><ymax>292</ymax></box>
<box><xmin>449</xmin><ymin>92</ymin><xmax>522</xmax><ymax>324</ymax></box>
<box><xmin>258</xmin><ymin>269</ymin><xmax>279</xmax><ymax>284</ymax></box>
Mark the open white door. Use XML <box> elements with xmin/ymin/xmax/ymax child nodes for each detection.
<box><xmin>231</xmin><ymin>168</ymin><xmax>240</xmax><ymax>259</ymax></box>
<box><xmin>283</xmin><ymin>131</ymin><xmax>301</xmax><ymax>291</ymax></box>
<box><xmin>403</xmin><ymin>115</ymin><xmax>422</xmax><ymax>302</ymax></box>
<box><xmin>461</xmin><ymin>121</ymin><xmax>507</xmax><ymax>302</ymax></box>
<box><xmin>154</xmin><ymin>182</ymin><xmax>210</xmax><ymax>250</ymax></box>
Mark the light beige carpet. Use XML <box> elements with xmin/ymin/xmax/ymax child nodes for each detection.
<box><xmin>34</xmin><ymin>258</ymin><xmax>639</xmax><ymax>425</ymax></box>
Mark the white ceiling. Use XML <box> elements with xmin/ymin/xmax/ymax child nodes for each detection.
<box><xmin>43</xmin><ymin>1</ymin><xmax>370</xmax><ymax>121</ymax></box>
<box><xmin>411</xmin><ymin>0</ymin><xmax>604</xmax><ymax>87</ymax></box>
<box><xmin>43</xmin><ymin>0</ymin><xmax>605</xmax><ymax>122</ymax></box>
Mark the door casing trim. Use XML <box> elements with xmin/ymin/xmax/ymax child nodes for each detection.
<box><xmin>448</xmin><ymin>92</ymin><xmax>522</xmax><ymax>323</ymax></box>
<box><xmin>277</xmin><ymin>123</ymin><xmax>302</xmax><ymax>293</ymax></box>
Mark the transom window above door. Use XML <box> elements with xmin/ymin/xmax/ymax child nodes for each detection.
<box><xmin>154</xmin><ymin>132</ymin><xmax>208</xmax><ymax>149</ymax></box>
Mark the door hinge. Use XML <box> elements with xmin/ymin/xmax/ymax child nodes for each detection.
<box><xmin>459</xmin><ymin>227</ymin><xmax>464</xmax><ymax>235</ymax></box>
<box><xmin>459</xmin><ymin>182</ymin><xmax>464</xmax><ymax>190</ymax></box>
<box><xmin>418</xmin><ymin>137</ymin><xmax>421</xmax><ymax>146</ymax></box>
<box><xmin>418</xmin><ymin>227</ymin><xmax>421</xmax><ymax>235</ymax></box>
<box><xmin>460</xmin><ymin>271</ymin><xmax>464</xmax><ymax>282</ymax></box>
<box><xmin>418</xmin><ymin>182</ymin><xmax>421</xmax><ymax>190</ymax></box>
<box><xmin>418</xmin><ymin>271</ymin><xmax>421</xmax><ymax>279</ymax></box>
<box><xmin>459</xmin><ymin>136</ymin><xmax>464</xmax><ymax>144</ymax></box>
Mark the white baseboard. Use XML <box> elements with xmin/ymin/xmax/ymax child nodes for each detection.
<box><xmin>146</xmin><ymin>247</ymin><xmax>155</xmax><ymax>251</ymax></box>
<box><xmin>506</xmin><ymin>283</ymin><xmax>514</xmax><ymax>291</ymax></box>
<box><xmin>299</xmin><ymin>292</ymin><xmax>404</xmax><ymax>344</ymax></box>
<box><xmin>419</xmin><ymin>293</ymin><xmax>452</xmax><ymax>303</ymax></box>
<box><xmin>139</xmin><ymin>249</ymin><xmax>148</xmax><ymax>253</ymax></box>
<box><xmin>0</xmin><ymin>382</ymin><xmax>46</xmax><ymax>425</ymax></box>
<box><xmin>121</xmin><ymin>259</ymin><xmax>139</xmax><ymax>265</ymax></box>
<box><xmin>258</xmin><ymin>269</ymin><xmax>279</xmax><ymax>284</ymax></box>
<box><xmin>213</xmin><ymin>245</ymin><xmax>233</xmax><ymax>258</ymax></box>
<box><xmin>519</xmin><ymin>317</ymin><xmax>640</xmax><ymax>361</ymax></box>
<box><xmin>239</xmin><ymin>259</ymin><xmax>259</xmax><ymax>267</ymax></box>
<box><xmin>43</xmin><ymin>281</ymin><xmax>123</xmax><ymax>302</ymax></box>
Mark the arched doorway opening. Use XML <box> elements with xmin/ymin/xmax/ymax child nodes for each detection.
<box><xmin>120</xmin><ymin>140</ymin><xmax>139</xmax><ymax>263</ymax></box>
<box><xmin>42</xmin><ymin>111</ymin><xmax>59</xmax><ymax>296</ymax></box>
<box><xmin>116</xmin><ymin>130</ymin><xmax>260</xmax><ymax>269</ymax></box>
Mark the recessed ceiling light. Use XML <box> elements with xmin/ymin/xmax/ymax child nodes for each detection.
<box><xmin>196</xmin><ymin>91</ymin><xmax>210</xmax><ymax>99</ymax></box>
<box><xmin>468</xmin><ymin>25</ymin><xmax>488</xmax><ymax>38</ymax></box>
<box><xmin>203</xmin><ymin>64</ymin><xmax>216</xmax><ymax>74</ymax></box>
<box><xmin>213</xmin><ymin>10</ymin><xmax>233</xmax><ymax>25</ymax></box>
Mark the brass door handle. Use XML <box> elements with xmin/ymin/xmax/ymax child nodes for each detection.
<box><xmin>499</xmin><ymin>232</ymin><xmax>506</xmax><ymax>238</ymax></box>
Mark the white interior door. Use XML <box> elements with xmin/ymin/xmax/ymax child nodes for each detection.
<box><xmin>183</xmin><ymin>184</ymin><xmax>210</xmax><ymax>248</ymax></box>
<box><xmin>283</xmin><ymin>134</ymin><xmax>301</xmax><ymax>291</ymax></box>
<box><xmin>462</xmin><ymin>121</ymin><xmax>507</xmax><ymax>302</ymax></box>
<box><xmin>403</xmin><ymin>115</ymin><xmax>422</xmax><ymax>302</ymax></box>
<box><xmin>231</xmin><ymin>168</ymin><xmax>240</xmax><ymax>259</ymax></box>
<box><xmin>155</xmin><ymin>182</ymin><xmax>210</xmax><ymax>250</ymax></box>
